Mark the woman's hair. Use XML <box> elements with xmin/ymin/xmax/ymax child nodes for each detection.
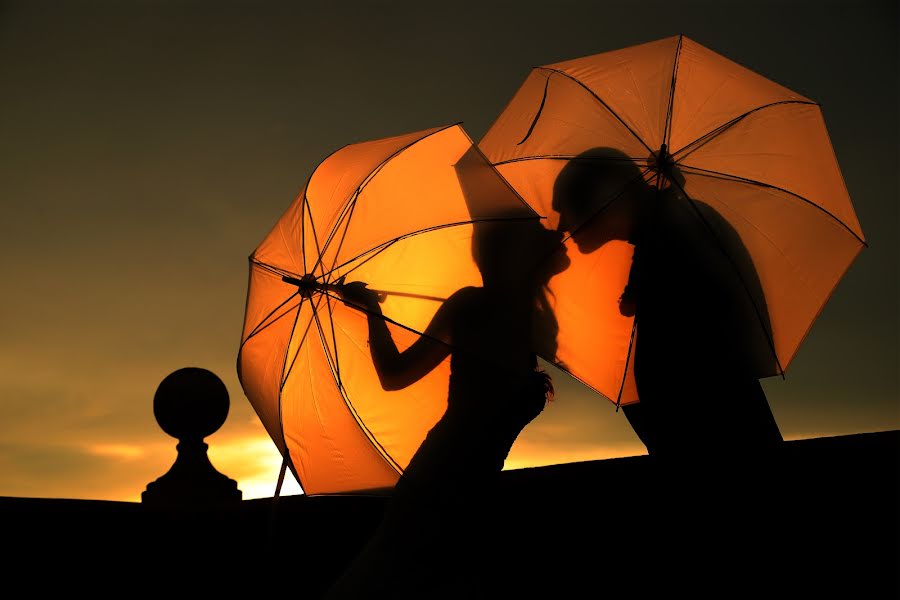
<box><xmin>470</xmin><ymin>216</ymin><xmax>562</xmax><ymax>364</ymax></box>
<box><xmin>471</xmin><ymin>217</ymin><xmax>559</xmax><ymax>280</ymax></box>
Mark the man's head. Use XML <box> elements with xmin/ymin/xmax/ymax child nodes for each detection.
<box><xmin>552</xmin><ymin>147</ymin><xmax>651</xmax><ymax>253</ymax></box>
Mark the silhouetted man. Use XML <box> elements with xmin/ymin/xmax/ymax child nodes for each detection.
<box><xmin>553</xmin><ymin>147</ymin><xmax>783</xmax><ymax>462</ymax></box>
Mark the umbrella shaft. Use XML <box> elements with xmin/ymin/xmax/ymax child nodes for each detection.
<box><xmin>283</xmin><ymin>275</ymin><xmax>438</xmax><ymax>303</ymax></box>
<box><xmin>281</xmin><ymin>275</ymin><xmax>339</xmax><ymax>294</ymax></box>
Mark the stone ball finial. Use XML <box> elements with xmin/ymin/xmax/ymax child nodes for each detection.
<box><xmin>154</xmin><ymin>367</ymin><xmax>229</xmax><ymax>442</ymax></box>
<box><xmin>143</xmin><ymin>367</ymin><xmax>241</xmax><ymax>507</ymax></box>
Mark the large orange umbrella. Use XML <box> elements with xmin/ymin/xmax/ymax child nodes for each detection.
<box><xmin>237</xmin><ymin>124</ymin><xmax>540</xmax><ymax>495</ymax></box>
<box><xmin>480</xmin><ymin>35</ymin><xmax>865</xmax><ymax>406</ymax></box>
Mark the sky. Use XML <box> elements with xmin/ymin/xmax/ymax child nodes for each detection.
<box><xmin>0</xmin><ymin>0</ymin><xmax>897</xmax><ymax>502</ymax></box>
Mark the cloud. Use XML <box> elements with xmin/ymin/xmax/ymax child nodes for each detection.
<box><xmin>88</xmin><ymin>443</ymin><xmax>147</xmax><ymax>460</ymax></box>
<box><xmin>0</xmin><ymin>441</ymin><xmax>167</xmax><ymax>501</ymax></box>
<box><xmin>208</xmin><ymin>434</ymin><xmax>302</xmax><ymax>500</ymax></box>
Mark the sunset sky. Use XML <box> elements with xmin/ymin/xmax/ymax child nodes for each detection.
<box><xmin>1</xmin><ymin>0</ymin><xmax>897</xmax><ymax>502</ymax></box>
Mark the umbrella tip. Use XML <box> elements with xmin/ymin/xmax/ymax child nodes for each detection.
<box><xmin>282</xmin><ymin>274</ymin><xmax>321</xmax><ymax>298</ymax></box>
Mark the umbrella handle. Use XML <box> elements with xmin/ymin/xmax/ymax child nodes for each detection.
<box><xmin>285</xmin><ymin>276</ymin><xmax>446</xmax><ymax>304</ymax></box>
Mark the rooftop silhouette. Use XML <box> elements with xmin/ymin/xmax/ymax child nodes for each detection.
<box><xmin>2</xmin><ymin>430</ymin><xmax>896</xmax><ymax>596</ymax></box>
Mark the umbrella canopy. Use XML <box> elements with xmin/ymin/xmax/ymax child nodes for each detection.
<box><xmin>480</xmin><ymin>35</ymin><xmax>865</xmax><ymax>406</ymax></box>
<box><xmin>238</xmin><ymin>124</ymin><xmax>540</xmax><ymax>494</ymax></box>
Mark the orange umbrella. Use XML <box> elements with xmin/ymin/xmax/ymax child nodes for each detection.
<box><xmin>480</xmin><ymin>36</ymin><xmax>865</xmax><ymax>407</ymax></box>
<box><xmin>237</xmin><ymin>124</ymin><xmax>540</xmax><ymax>495</ymax></box>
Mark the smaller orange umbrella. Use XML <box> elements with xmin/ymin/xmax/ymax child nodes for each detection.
<box><xmin>237</xmin><ymin>124</ymin><xmax>541</xmax><ymax>495</ymax></box>
<box><xmin>480</xmin><ymin>35</ymin><xmax>865</xmax><ymax>407</ymax></box>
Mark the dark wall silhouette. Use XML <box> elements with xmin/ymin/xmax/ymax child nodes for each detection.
<box><xmin>1</xmin><ymin>431</ymin><xmax>897</xmax><ymax>597</ymax></box>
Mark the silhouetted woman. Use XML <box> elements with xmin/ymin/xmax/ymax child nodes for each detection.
<box><xmin>326</xmin><ymin>217</ymin><xmax>569</xmax><ymax>598</ymax></box>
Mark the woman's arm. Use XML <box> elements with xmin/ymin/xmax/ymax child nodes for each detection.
<box><xmin>338</xmin><ymin>282</ymin><xmax>455</xmax><ymax>391</ymax></box>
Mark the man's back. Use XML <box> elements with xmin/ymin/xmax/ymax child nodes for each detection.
<box><xmin>623</xmin><ymin>188</ymin><xmax>782</xmax><ymax>456</ymax></box>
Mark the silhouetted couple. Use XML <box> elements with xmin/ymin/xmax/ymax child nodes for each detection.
<box><xmin>326</xmin><ymin>147</ymin><xmax>782</xmax><ymax>597</ymax></box>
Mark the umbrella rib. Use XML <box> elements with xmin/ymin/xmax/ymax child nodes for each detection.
<box><xmin>324</xmin><ymin>290</ymin><xmax>341</xmax><ymax>381</ymax></box>
<box><xmin>355</xmin><ymin>122</ymin><xmax>462</xmax><ymax>199</ymax></box>
<box><xmin>324</xmin><ymin>192</ymin><xmax>361</xmax><ymax>280</ymax></box>
<box><xmin>305</xmin><ymin>199</ymin><xmax>327</xmax><ymax>281</ymax></box>
<box><xmin>668</xmin><ymin>176</ymin><xmax>786</xmax><ymax>378</ymax></box>
<box><xmin>331</xmin><ymin>314</ymin><xmax>411</xmax><ymax>475</ymax></box>
<box><xmin>516</xmin><ymin>73</ymin><xmax>551</xmax><ymax>146</ymax></box>
<box><xmin>679</xmin><ymin>165</ymin><xmax>866</xmax><ymax>246</ymax></box>
<box><xmin>310</xmin><ymin>123</ymin><xmax>462</xmax><ymax>275</ymax></box>
<box><xmin>328</xmin><ymin>239</ymin><xmax>397</xmax><ymax>281</ymax></box>
<box><xmin>459</xmin><ymin>126</ymin><xmax>541</xmax><ymax>216</ymax></box>
<box><xmin>310</xmin><ymin>189</ymin><xmax>358</xmax><ymax>277</ymax></box>
<box><xmin>615</xmin><ymin>321</ymin><xmax>638</xmax><ymax>411</ymax></box>
<box><xmin>301</xmin><ymin>192</ymin><xmax>308</xmax><ymax>274</ymax></box>
<box><xmin>662</xmin><ymin>35</ymin><xmax>685</xmax><ymax>148</ymax></box>
<box><xmin>310</xmin><ymin>299</ymin><xmax>403</xmax><ymax>475</ymax></box>
<box><xmin>273</xmin><ymin>295</ymin><xmax>308</xmax><ymax>493</ymax></box>
<box><xmin>328</xmin><ymin>243</ymin><xmax>475</xmax><ymax>303</ymax></box>
<box><xmin>319</xmin><ymin>288</ymin><xmax>447</xmax><ymax>355</ymax></box>
<box><xmin>317</xmin><ymin>235</ymin><xmax>452</xmax><ymax>303</ymax></box>
<box><xmin>280</xmin><ymin>296</ymin><xmax>324</xmax><ymax>389</ymax></box>
<box><xmin>312</xmin><ymin>125</ymin><xmax>540</xmax><ymax>280</ymax></box>
<box><xmin>241</xmin><ymin>293</ymin><xmax>302</xmax><ymax>348</ymax></box>
<box><xmin>279</xmin><ymin>138</ymin><xmax>358</xmax><ymax>280</ymax></box>
<box><xmin>671</xmin><ymin>100</ymin><xmax>817</xmax><ymax>161</ymax></box>
<box><xmin>304</xmin><ymin>307</ymin><xmax>350</xmax><ymax>485</ymax></box>
<box><xmin>280</xmin><ymin>294</ymin><xmax>328</xmax><ymax>450</ymax></box>
<box><xmin>275</xmin><ymin>295</ymin><xmax>324</xmax><ymax>496</ymax></box>
<box><xmin>236</xmin><ymin>294</ymin><xmax>301</xmax><ymax>394</ymax></box>
<box><xmin>328</xmin><ymin>216</ymin><xmax>542</xmax><ymax>278</ymax></box>
<box><xmin>368</xmin><ymin>289</ymin><xmax>448</xmax><ymax>303</ymax></box>
<box><xmin>777</xmin><ymin>241</ymin><xmax>865</xmax><ymax>376</ymax></box>
<box><xmin>536</xmin><ymin>66</ymin><xmax>655</xmax><ymax>155</ymax></box>
<box><xmin>492</xmin><ymin>154</ymin><xmax>650</xmax><ymax>167</ymax></box>
<box><xmin>249</xmin><ymin>258</ymin><xmax>297</xmax><ymax>279</ymax></box>
<box><xmin>240</xmin><ymin>261</ymin><xmax>302</xmax><ymax>342</ymax></box>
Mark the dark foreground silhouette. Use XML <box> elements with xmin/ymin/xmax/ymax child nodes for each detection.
<box><xmin>2</xmin><ymin>431</ymin><xmax>897</xmax><ymax>597</ymax></box>
<box><xmin>553</xmin><ymin>147</ymin><xmax>783</xmax><ymax>458</ymax></box>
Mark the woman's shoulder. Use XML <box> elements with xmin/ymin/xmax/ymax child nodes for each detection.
<box><xmin>444</xmin><ymin>286</ymin><xmax>483</xmax><ymax>307</ymax></box>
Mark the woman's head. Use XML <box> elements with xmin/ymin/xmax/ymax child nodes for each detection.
<box><xmin>471</xmin><ymin>217</ymin><xmax>569</xmax><ymax>290</ymax></box>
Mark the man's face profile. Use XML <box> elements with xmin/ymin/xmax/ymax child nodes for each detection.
<box><xmin>555</xmin><ymin>174</ymin><xmax>642</xmax><ymax>254</ymax></box>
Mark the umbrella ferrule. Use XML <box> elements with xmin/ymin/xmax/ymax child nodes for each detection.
<box><xmin>648</xmin><ymin>143</ymin><xmax>682</xmax><ymax>190</ymax></box>
<box><xmin>652</xmin><ymin>143</ymin><xmax>674</xmax><ymax>173</ymax></box>
<box><xmin>282</xmin><ymin>274</ymin><xmax>322</xmax><ymax>298</ymax></box>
